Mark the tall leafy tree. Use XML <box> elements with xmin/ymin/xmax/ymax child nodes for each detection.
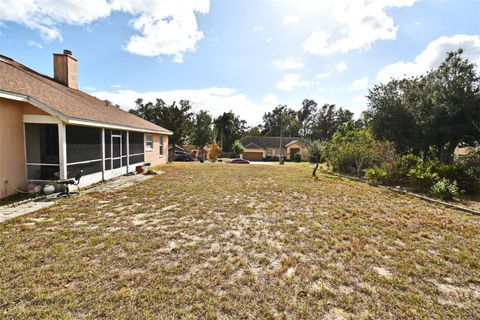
<box><xmin>297</xmin><ymin>99</ymin><xmax>317</xmax><ymax>139</ymax></box>
<box><xmin>192</xmin><ymin>110</ymin><xmax>214</xmax><ymax>158</ymax></box>
<box><xmin>213</xmin><ymin>111</ymin><xmax>247</xmax><ymax>151</ymax></box>
<box><xmin>365</xmin><ymin>79</ymin><xmax>418</xmax><ymax>153</ymax></box>
<box><xmin>366</xmin><ymin>49</ymin><xmax>480</xmax><ymax>162</ymax></box>
<box><xmin>310</xmin><ymin>104</ymin><xmax>354</xmax><ymax>141</ymax></box>
<box><xmin>129</xmin><ymin>98</ymin><xmax>194</xmax><ymax>152</ymax></box>
<box><xmin>261</xmin><ymin>105</ymin><xmax>299</xmax><ymax>137</ymax></box>
<box><xmin>244</xmin><ymin>125</ymin><xmax>263</xmax><ymax>137</ymax></box>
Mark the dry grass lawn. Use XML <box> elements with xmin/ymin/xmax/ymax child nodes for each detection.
<box><xmin>1</xmin><ymin>163</ymin><xmax>479</xmax><ymax>319</ymax></box>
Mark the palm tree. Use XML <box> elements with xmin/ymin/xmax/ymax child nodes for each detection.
<box><xmin>214</xmin><ymin>112</ymin><xmax>237</xmax><ymax>149</ymax></box>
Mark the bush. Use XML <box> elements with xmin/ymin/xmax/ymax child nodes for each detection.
<box><xmin>407</xmin><ymin>161</ymin><xmax>439</xmax><ymax>191</ymax></box>
<box><xmin>293</xmin><ymin>153</ymin><xmax>302</xmax><ymax>162</ymax></box>
<box><xmin>326</xmin><ymin>125</ymin><xmax>379</xmax><ymax>177</ymax></box>
<box><xmin>430</xmin><ymin>178</ymin><xmax>460</xmax><ymax>200</ymax></box>
<box><xmin>365</xmin><ymin>166</ymin><xmax>388</xmax><ymax>184</ymax></box>
<box><xmin>397</xmin><ymin>154</ymin><xmax>422</xmax><ymax>174</ymax></box>
<box><xmin>437</xmin><ymin>162</ymin><xmax>478</xmax><ymax>194</ymax></box>
<box><xmin>231</xmin><ymin>140</ymin><xmax>245</xmax><ymax>157</ymax></box>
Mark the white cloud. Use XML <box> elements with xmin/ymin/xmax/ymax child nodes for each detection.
<box><xmin>272</xmin><ymin>57</ymin><xmax>304</xmax><ymax>70</ymax></box>
<box><xmin>336</xmin><ymin>61</ymin><xmax>348</xmax><ymax>73</ymax></box>
<box><xmin>262</xmin><ymin>93</ymin><xmax>278</xmax><ymax>105</ymax></box>
<box><xmin>115</xmin><ymin>0</ymin><xmax>210</xmax><ymax>62</ymax></box>
<box><xmin>252</xmin><ymin>26</ymin><xmax>264</xmax><ymax>32</ymax></box>
<box><xmin>302</xmin><ymin>0</ymin><xmax>416</xmax><ymax>56</ymax></box>
<box><xmin>266</xmin><ymin>37</ymin><xmax>272</xmax><ymax>43</ymax></box>
<box><xmin>348</xmin><ymin>76</ymin><xmax>369</xmax><ymax>91</ymax></box>
<box><xmin>276</xmin><ymin>73</ymin><xmax>311</xmax><ymax>91</ymax></box>
<box><xmin>92</xmin><ymin>87</ymin><xmax>275</xmax><ymax>125</ymax></box>
<box><xmin>315</xmin><ymin>72</ymin><xmax>331</xmax><ymax>79</ymax></box>
<box><xmin>282</xmin><ymin>15</ymin><xmax>300</xmax><ymax>26</ymax></box>
<box><xmin>0</xmin><ymin>0</ymin><xmax>210</xmax><ymax>62</ymax></box>
<box><xmin>27</xmin><ymin>40</ymin><xmax>42</xmax><ymax>49</ymax></box>
<box><xmin>377</xmin><ymin>34</ymin><xmax>480</xmax><ymax>83</ymax></box>
<box><xmin>350</xmin><ymin>94</ymin><xmax>368</xmax><ymax>116</ymax></box>
<box><xmin>0</xmin><ymin>0</ymin><xmax>112</xmax><ymax>41</ymax></box>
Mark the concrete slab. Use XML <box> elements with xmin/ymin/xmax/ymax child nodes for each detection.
<box><xmin>0</xmin><ymin>172</ymin><xmax>160</xmax><ymax>223</ymax></box>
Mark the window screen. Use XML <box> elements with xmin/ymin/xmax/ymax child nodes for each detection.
<box><xmin>66</xmin><ymin>125</ymin><xmax>102</xmax><ymax>163</ymax></box>
<box><xmin>67</xmin><ymin>161</ymin><xmax>102</xmax><ymax>178</ymax></box>
<box><xmin>25</xmin><ymin>123</ymin><xmax>60</xmax><ymax>181</ymax></box>
<box><xmin>105</xmin><ymin>130</ymin><xmax>111</xmax><ymax>158</ymax></box>
<box><xmin>129</xmin><ymin>132</ymin><xmax>144</xmax><ymax>155</ymax></box>
<box><xmin>25</xmin><ymin>124</ymin><xmax>59</xmax><ymax>164</ymax></box>
<box><xmin>129</xmin><ymin>154</ymin><xmax>144</xmax><ymax>164</ymax></box>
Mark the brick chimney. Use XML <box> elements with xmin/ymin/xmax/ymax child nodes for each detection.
<box><xmin>53</xmin><ymin>49</ymin><xmax>78</xmax><ymax>89</ymax></box>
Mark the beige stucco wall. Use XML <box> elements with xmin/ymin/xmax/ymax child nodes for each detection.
<box><xmin>287</xmin><ymin>143</ymin><xmax>308</xmax><ymax>160</ymax></box>
<box><xmin>144</xmin><ymin>133</ymin><xmax>169</xmax><ymax>166</ymax></box>
<box><xmin>0</xmin><ymin>99</ymin><xmax>49</xmax><ymax>198</ymax></box>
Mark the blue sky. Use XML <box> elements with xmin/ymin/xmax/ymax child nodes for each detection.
<box><xmin>0</xmin><ymin>0</ymin><xmax>479</xmax><ymax>125</ymax></box>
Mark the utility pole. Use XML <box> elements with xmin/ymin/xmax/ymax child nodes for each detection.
<box><xmin>279</xmin><ymin>107</ymin><xmax>283</xmax><ymax>163</ymax></box>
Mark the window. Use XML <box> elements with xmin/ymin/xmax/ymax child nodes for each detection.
<box><xmin>159</xmin><ymin>136</ymin><xmax>164</xmax><ymax>155</ymax></box>
<box><xmin>146</xmin><ymin>135</ymin><xmax>153</xmax><ymax>150</ymax></box>
<box><xmin>267</xmin><ymin>150</ymin><xmax>272</xmax><ymax>156</ymax></box>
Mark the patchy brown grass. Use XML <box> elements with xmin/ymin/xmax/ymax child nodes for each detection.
<box><xmin>1</xmin><ymin>163</ymin><xmax>479</xmax><ymax>319</ymax></box>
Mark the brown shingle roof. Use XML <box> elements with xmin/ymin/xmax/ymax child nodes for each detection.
<box><xmin>241</xmin><ymin>136</ymin><xmax>309</xmax><ymax>149</ymax></box>
<box><xmin>0</xmin><ymin>54</ymin><xmax>172</xmax><ymax>134</ymax></box>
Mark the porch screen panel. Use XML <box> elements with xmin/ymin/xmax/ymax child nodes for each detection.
<box><xmin>25</xmin><ymin>124</ymin><xmax>59</xmax><ymax>180</ymax></box>
<box><xmin>66</xmin><ymin>125</ymin><xmax>102</xmax><ymax>178</ymax></box>
<box><xmin>105</xmin><ymin>130</ymin><xmax>111</xmax><ymax>170</ymax></box>
<box><xmin>122</xmin><ymin>131</ymin><xmax>128</xmax><ymax>166</ymax></box>
<box><xmin>129</xmin><ymin>132</ymin><xmax>144</xmax><ymax>164</ymax></box>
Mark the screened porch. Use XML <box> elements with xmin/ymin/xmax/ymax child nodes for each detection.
<box><xmin>24</xmin><ymin>123</ymin><xmax>145</xmax><ymax>185</ymax></box>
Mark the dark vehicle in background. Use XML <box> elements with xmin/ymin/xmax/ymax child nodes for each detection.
<box><xmin>226</xmin><ymin>158</ymin><xmax>250</xmax><ymax>164</ymax></box>
<box><xmin>174</xmin><ymin>151</ymin><xmax>194</xmax><ymax>162</ymax></box>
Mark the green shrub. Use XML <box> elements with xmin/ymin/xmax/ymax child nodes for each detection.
<box><xmin>231</xmin><ymin>140</ymin><xmax>245</xmax><ymax>157</ymax></box>
<box><xmin>437</xmin><ymin>162</ymin><xmax>478</xmax><ymax>194</ymax></box>
<box><xmin>398</xmin><ymin>154</ymin><xmax>422</xmax><ymax>174</ymax></box>
<box><xmin>430</xmin><ymin>178</ymin><xmax>460</xmax><ymax>200</ymax></box>
<box><xmin>407</xmin><ymin>161</ymin><xmax>439</xmax><ymax>191</ymax></box>
<box><xmin>365</xmin><ymin>167</ymin><xmax>388</xmax><ymax>184</ymax></box>
<box><xmin>293</xmin><ymin>153</ymin><xmax>302</xmax><ymax>162</ymax></box>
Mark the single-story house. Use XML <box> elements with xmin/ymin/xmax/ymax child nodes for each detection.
<box><xmin>240</xmin><ymin>136</ymin><xmax>309</xmax><ymax>161</ymax></box>
<box><xmin>0</xmin><ymin>50</ymin><xmax>172</xmax><ymax>199</ymax></box>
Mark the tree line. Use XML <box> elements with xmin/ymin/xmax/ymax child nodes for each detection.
<box><xmin>129</xmin><ymin>49</ymin><xmax>479</xmax><ymax>163</ymax></box>
<box><xmin>129</xmin><ymin>98</ymin><xmax>357</xmax><ymax>153</ymax></box>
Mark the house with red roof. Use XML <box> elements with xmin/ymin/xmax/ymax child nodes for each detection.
<box><xmin>0</xmin><ymin>50</ymin><xmax>172</xmax><ymax>199</ymax></box>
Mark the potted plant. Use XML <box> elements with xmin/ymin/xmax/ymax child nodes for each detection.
<box><xmin>143</xmin><ymin>162</ymin><xmax>151</xmax><ymax>172</ymax></box>
<box><xmin>135</xmin><ymin>165</ymin><xmax>144</xmax><ymax>174</ymax></box>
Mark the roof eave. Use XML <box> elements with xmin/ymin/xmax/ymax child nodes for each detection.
<box><xmin>0</xmin><ymin>89</ymin><xmax>173</xmax><ymax>135</ymax></box>
<box><xmin>67</xmin><ymin>118</ymin><xmax>173</xmax><ymax>134</ymax></box>
<box><xmin>0</xmin><ymin>89</ymin><xmax>69</xmax><ymax>122</ymax></box>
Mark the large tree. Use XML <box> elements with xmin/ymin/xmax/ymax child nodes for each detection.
<box><xmin>191</xmin><ymin>110</ymin><xmax>214</xmax><ymax>158</ymax></box>
<box><xmin>213</xmin><ymin>111</ymin><xmax>246</xmax><ymax>151</ymax></box>
<box><xmin>129</xmin><ymin>98</ymin><xmax>194</xmax><ymax>151</ymax></box>
<box><xmin>310</xmin><ymin>103</ymin><xmax>354</xmax><ymax>141</ymax></box>
<box><xmin>297</xmin><ymin>99</ymin><xmax>318</xmax><ymax>139</ymax></box>
<box><xmin>366</xmin><ymin>49</ymin><xmax>480</xmax><ymax>162</ymax></box>
<box><xmin>261</xmin><ymin>105</ymin><xmax>299</xmax><ymax>137</ymax></box>
<box><xmin>364</xmin><ymin>79</ymin><xmax>418</xmax><ymax>153</ymax></box>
